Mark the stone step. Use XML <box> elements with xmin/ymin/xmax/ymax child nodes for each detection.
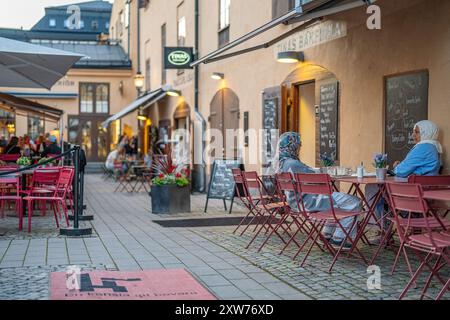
<box><xmin>84</xmin><ymin>162</ymin><xmax>104</xmax><ymax>174</ymax></box>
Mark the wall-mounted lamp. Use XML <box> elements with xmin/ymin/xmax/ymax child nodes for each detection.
<box><xmin>211</xmin><ymin>72</ymin><xmax>225</xmax><ymax>80</ymax></box>
<box><xmin>277</xmin><ymin>51</ymin><xmax>305</xmax><ymax>64</ymax></box>
<box><xmin>134</xmin><ymin>72</ymin><xmax>145</xmax><ymax>90</ymax></box>
<box><xmin>166</xmin><ymin>89</ymin><xmax>182</xmax><ymax>97</ymax></box>
<box><xmin>137</xmin><ymin>115</ymin><xmax>147</xmax><ymax>121</ymax></box>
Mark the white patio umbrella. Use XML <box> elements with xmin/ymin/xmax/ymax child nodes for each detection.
<box><xmin>0</xmin><ymin>37</ymin><xmax>84</xmax><ymax>89</ymax></box>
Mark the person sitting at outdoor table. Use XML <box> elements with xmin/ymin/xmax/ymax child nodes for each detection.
<box><xmin>278</xmin><ymin>132</ymin><xmax>362</xmax><ymax>249</ymax></box>
<box><xmin>366</xmin><ymin>120</ymin><xmax>443</xmax><ymax>233</ymax></box>
<box><xmin>41</xmin><ymin>135</ymin><xmax>61</xmax><ymax>157</ymax></box>
<box><xmin>106</xmin><ymin>148</ymin><xmax>120</xmax><ymax>171</ymax></box>
<box><xmin>3</xmin><ymin>136</ymin><xmax>21</xmax><ymax>154</ymax></box>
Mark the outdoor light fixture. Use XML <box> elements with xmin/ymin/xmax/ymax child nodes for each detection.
<box><xmin>277</xmin><ymin>51</ymin><xmax>305</xmax><ymax>64</ymax></box>
<box><xmin>137</xmin><ymin>115</ymin><xmax>147</xmax><ymax>121</ymax></box>
<box><xmin>211</xmin><ymin>72</ymin><xmax>224</xmax><ymax>80</ymax></box>
<box><xmin>134</xmin><ymin>72</ymin><xmax>145</xmax><ymax>90</ymax></box>
<box><xmin>166</xmin><ymin>89</ymin><xmax>182</xmax><ymax>97</ymax></box>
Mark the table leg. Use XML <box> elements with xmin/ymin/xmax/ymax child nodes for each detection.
<box><xmin>21</xmin><ymin>173</ymin><xmax>27</xmax><ymax>217</ymax></box>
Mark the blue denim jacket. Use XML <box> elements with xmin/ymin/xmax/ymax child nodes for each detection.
<box><xmin>394</xmin><ymin>143</ymin><xmax>441</xmax><ymax>178</ymax></box>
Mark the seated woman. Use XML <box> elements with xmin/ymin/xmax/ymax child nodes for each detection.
<box><xmin>393</xmin><ymin>120</ymin><xmax>442</xmax><ymax>177</ymax></box>
<box><xmin>3</xmin><ymin>136</ymin><xmax>21</xmax><ymax>154</ymax></box>
<box><xmin>366</xmin><ymin>120</ymin><xmax>443</xmax><ymax>228</ymax></box>
<box><xmin>278</xmin><ymin>132</ymin><xmax>362</xmax><ymax>249</ymax></box>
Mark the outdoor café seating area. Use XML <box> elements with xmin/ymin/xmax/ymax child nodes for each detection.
<box><xmin>0</xmin><ymin>157</ymin><xmax>74</xmax><ymax>233</ymax></box>
<box><xmin>231</xmin><ymin>169</ymin><xmax>450</xmax><ymax>300</ymax></box>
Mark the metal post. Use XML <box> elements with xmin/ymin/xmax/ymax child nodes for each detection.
<box><xmin>73</xmin><ymin>146</ymin><xmax>80</xmax><ymax>229</ymax></box>
<box><xmin>60</xmin><ymin>145</ymin><xmax>92</xmax><ymax>236</ymax></box>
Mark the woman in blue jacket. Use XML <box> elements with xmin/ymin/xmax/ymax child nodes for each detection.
<box><xmin>367</xmin><ymin>120</ymin><xmax>443</xmax><ymax>239</ymax></box>
<box><xmin>393</xmin><ymin>120</ymin><xmax>442</xmax><ymax>177</ymax></box>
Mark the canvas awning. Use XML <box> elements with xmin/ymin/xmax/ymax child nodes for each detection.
<box><xmin>0</xmin><ymin>92</ymin><xmax>63</xmax><ymax>121</ymax></box>
<box><xmin>0</xmin><ymin>37</ymin><xmax>84</xmax><ymax>89</ymax></box>
<box><xmin>190</xmin><ymin>0</ymin><xmax>376</xmax><ymax>66</ymax></box>
<box><xmin>101</xmin><ymin>86</ymin><xmax>170</xmax><ymax>128</ymax></box>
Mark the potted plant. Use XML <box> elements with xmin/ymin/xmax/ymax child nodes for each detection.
<box><xmin>16</xmin><ymin>156</ymin><xmax>31</xmax><ymax>168</ymax></box>
<box><xmin>373</xmin><ymin>153</ymin><xmax>388</xmax><ymax>180</ymax></box>
<box><xmin>38</xmin><ymin>157</ymin><xmax>54</xmax><ymax>168</ymax></box>
<box><xmin>150</xmin><ymin>154</ymin><xmax>191</xmax><ymax>214</ymax></box>
<box><xmin>319</xmin><ymin>154</ymin><xmax>336</xmax><ymax>175</ymax></box>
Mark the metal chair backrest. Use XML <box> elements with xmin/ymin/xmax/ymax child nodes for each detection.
<box><xmin>0</xmin><ymin>176</ymin><xmax>20</xmax><ymax>196</ymax></box>
<box><xmin>295</xmin><ymin>173</ymin><xmax>333</xmax><ymax>196</ymax></box>
<box><xmin>54</xmin><ymin>168</ymin><xmax>74</xmax><ymax>197</ymax></box>
<box><xmin>31</xmin><ymin>167</ymin><xmax>61</xmax><ymax>188</ymax></box>
<box><xmin>408</xmin><ymin>175</ymin><xmax>450</xmax><ymax>189</ymax></box>
<box><xmin>385</xmin><ymin>182</ymin><xmax>440</xmax><ymax>247</ymax></box>
<box><xmin>241</xmin><ymin>171</ymin><xmax>266</xmax><ymax>206</ymax></box>
<box><xmin>275</xmin><ymin>172</ymin><xmax>304</xmax><ymax>213</ymax></box>
<box><xmin>295</xmin><ymin>173</ymin><xmax>334</xmax><ymax>215</ymax></box>
<box><xmin>0</xmin><ymin>154</ymin><xmax>20</xmax><ymax>162</ymax></box>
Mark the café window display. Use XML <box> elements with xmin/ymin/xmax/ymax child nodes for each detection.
<box><xmin>27</xmin><ymin>114</ymin><xmax>45</xmax><ymax>140</ymax></box>
<box><xmin>0</xmin><ymin>109</ymin><xmax>15</xmax><ymax>140</ymax></box>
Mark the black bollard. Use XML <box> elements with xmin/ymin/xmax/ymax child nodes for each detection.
<box><xmin>60</xmin><ymin>145</ymin><xmax>92</xmax><ymax>236</ymax></box>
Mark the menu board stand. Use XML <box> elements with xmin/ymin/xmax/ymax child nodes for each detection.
<box><xmin>204</xmin><ymin>158</ymin><xmax>244</xmax><ymax>214</ymax></box>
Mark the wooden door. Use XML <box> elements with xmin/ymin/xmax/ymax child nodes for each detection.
<box><xmin>209</xmin><ymin>88</ymin><xmax>240</xmax><ymax>158</ymax></box>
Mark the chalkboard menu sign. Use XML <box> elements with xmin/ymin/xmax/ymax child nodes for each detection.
<box><xmin>385</xmin><ymin>71</ymin><xmax>429</xmax><ymax>167</ymax></box>
<box><xmin>319</xmin><ymin>82</ymin><xmax>339</xmax><ymax>161</ymax></box>
<box><xmin>204</xmin><ymin>159</ymin><xmax>243</xmax><ymax>213</ymax></box>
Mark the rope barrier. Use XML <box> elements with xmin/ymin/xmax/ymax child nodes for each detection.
<box><xmin>0</xmin><ymin>146</ymin><xmax>79</xmax><ymax>177</ymax></box>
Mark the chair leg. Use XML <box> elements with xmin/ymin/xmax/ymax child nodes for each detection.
<box><xmin>399</xmin><ymin>252</ymin><xmax>431</xmax><ymax>300</ymax></box>
<box><xmin>27</xmin><ymin>200</ymin><xmax>32</xmax><ymax>233</ymax></box>
<box><xmin>51</xmin><ymin>201</ymin><xmax>60</xmax><ymax>229</ymax></box>
<box><xmin>18</xmin><ymin>200</ymin><xmax>23</xmax><ymax>232</ymax></box>
<box><xmin>61</xmin><ymin>200</ymin><xmax>69</xmax><ymax>227</ymax></box>
<box><xmin>435</xmin><ymin>278</ymin><xmax>450</xmax><ymax>300</ymax></box>
<box><xmin>420</xmin><ymin>255</ymin><xmax>443</xmax><ymax>300</ymax></box>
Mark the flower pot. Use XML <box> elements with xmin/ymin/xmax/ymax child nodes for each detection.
<box><xmin>376</xmin><ymin>168</ymin><xmax>387</xmax><ymax>181</ymax></box>
<box><xmin>150</xmin><ymin>184</ymin><xmax>191</xmax><ymax>214</ymax></box>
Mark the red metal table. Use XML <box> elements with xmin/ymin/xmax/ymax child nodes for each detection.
<box><xmin>423</xmin><ymin>189</ymin><xmax>450</xmax><ymax>201</ymax></box>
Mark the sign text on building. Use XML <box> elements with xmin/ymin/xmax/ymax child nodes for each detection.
<box><xmin>274</xmin><ymin>20</ymin><xmax>347</xmax><ymax>56</ymax></box>
<box><xmin>164</xmin><ymin>47</ymin><xmax>194</xmax><ymax>69</ymax></box>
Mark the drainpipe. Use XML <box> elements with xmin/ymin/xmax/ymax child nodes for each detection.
<box><xmin>192</xmin><ymin>0</ymin><xmax>207</xmax><ymax>193</ymax></box>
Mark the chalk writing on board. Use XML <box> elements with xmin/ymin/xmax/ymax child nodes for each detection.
<box><xmin>207</xmin><ymin>159</ymin><xmax>241</xmax><ymax>200</ymax></box>
<box><xmin>385</xmin><ymin>71</ymin><xmax>428</xmax><ymax>166</ymax></box>
<box><xmin>319</xmin><ymin>82</ymin><xmax>339</xmax><ymax>160</ymax></box>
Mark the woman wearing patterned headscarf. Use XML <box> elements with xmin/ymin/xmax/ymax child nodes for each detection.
<box><xmin>393</xmin><ymin>120</ymin><xmax>442</xmax><ymax>177</ymax></box>
<box><xmin>278</xmin><ymin>132</ymin><xmax>362</xmax><ymax>249</ymax></box>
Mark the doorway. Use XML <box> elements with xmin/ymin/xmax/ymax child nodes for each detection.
<box><xmin>297</xmin><ymin>82</ymin><xmax>316</xmax><ymax>167</ymax></box>
<box><xmin>209</xmin><ymin>88</ymin><xmax>240</xmax><ymax>158</ymax></box>
<box><xmin>68</xmin><ymin>115</ymin><xmax>109</xmax><ymax>162</ymax></box>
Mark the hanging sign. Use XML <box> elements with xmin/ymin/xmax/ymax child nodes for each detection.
<box><xmin>164</xmin><ymin>47</ymin><xmax>194</xmax><ymax>69</ymax></box>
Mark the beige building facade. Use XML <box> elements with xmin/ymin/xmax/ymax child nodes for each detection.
<box><xmin>109</xmin><ymin>0</ymin><xmax>450</xmax><ymax>176</ymax></box>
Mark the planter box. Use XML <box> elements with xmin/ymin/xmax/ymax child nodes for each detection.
<box><xmin>150</xmin><ymin>185</ymin><xmax>191</xmax><ymax>214</ymax></box>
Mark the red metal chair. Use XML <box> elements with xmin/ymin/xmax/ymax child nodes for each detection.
<box><xmin>386</xmin><ymin>182</ymin><xmax>450</xmax><ymax>300</ymax></box>
<box><xmin>241</xmin><ymin>171</ymin><xmax>290</xmax><ymax>251</ymax></box>
<box><xmin>231</xmin><ymin>169</ymin><xmax>272</xmax><ymax>236</ymax></box>
<box><xmin>23</xmin><ymin>168</ymin><xmax>72</xmax><ymax>233</ymax></box>
<box><xmin>0</xmin><ymin>175</ymin><xmax>23</xmax><ymax>231</ymax></box>
<box><xmin>21</xmin><ymin>167</ymin><xmax>61</xmax><ymax>217</ymax></box>
<box><xmin>0</xmin><ymin>154</ymin><xmax>20</xmax><ymax>163</ymax></box>
<box><xmin>294</xmin><ymin>173</ymin><xmax>368</xmax><ymax>272</ymax></box>
<box><xmin>372</xmin><ymin>179</ymin><xmax>450</xmax><ymax>276</ymax></box>
<box><xmin>274</xmin><ymin>172</ymin><xmax>320</xmax><ymax>256</ymax></box>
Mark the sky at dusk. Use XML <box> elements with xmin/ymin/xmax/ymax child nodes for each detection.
<box><xmin>0</xmin><ymin>0</ymin><xmax>114</xmax><ymax>30</ymax></box>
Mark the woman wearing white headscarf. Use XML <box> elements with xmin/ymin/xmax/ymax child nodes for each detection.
<box><xmin>393</xmin><ymin>120</ymin><xmax>442</xmax><ymax>177</ymax></box>
<box><xmin>366</xmin><ymin>120</ymin><xmax>443</xmax><ymax>239</ymax></box>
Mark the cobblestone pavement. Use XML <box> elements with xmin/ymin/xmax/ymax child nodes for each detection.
<box><xmin>0</xmin><ymin>174</ymin><xmax>447</xmax><ymax>300</ymax></box>
<box><xmin>193</xmin><ymin>227</ymin><xmax>449</xmax><ymax>300</ymax></box>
